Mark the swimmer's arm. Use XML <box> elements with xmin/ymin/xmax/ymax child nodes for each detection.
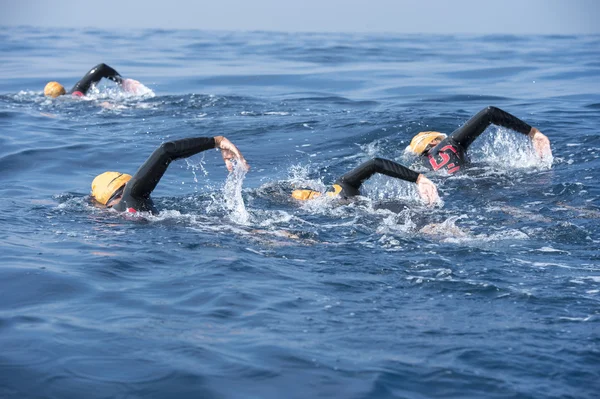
<box><xmin>338</xmin><ymin>158</ymin><xmax>420</xmax><ymax>189</ymax></box>
<box><xmin>69</xmin><ymin>63</ymin><xmax>123</xmax><ymax>94</ymax></box>
<box><xmin>125</xmin><ymin>137</ymin><xmax>216</xmax><ymax>199</ymax></box>
<box><xmin>126</xmin><ymin>136</ymin><xmax>248</xmax><ymax>199</ymax></box>
<box><xmin>450</xmin><ymin>106</ymin><xmax>533</xmax><ymax>150</ymax></box>
<box><xmin>339</xmin><ymin>158</ymin><xmax>439</xmax><ymax>205</ymax></box>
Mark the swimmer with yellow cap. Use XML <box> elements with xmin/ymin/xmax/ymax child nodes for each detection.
<box><xmin>291</xmin><ymin>157</ymin><xmax>439</xmax><ymax>206</ymax></box>
<box><xmin>405</xmin><ymin>106</ymin><xmax>552</xmax><ymax>174</ymax></box>
<box><xmin>44</xmin><ymin>63</ymin><xmax>141</xmax><ymax>98</ymax></box>
<box><xmin>91</xmin><ymin>136</ymin><xmax>249</xmax><ymax>214</ymax></box>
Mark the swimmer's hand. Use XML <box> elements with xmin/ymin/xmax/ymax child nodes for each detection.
<box><xmin>528</xmin><ymin>128</ymin><xmax>552</xmax><ymax>159</ymax></box>
<box><xmin>214</xmin><ymin>136</ymin><xmax>250</xmax><ymax>172</ymax></box>
<box><xmin>121</xmin><ymin>78</ymin><xmax>142</xmax><ymax>94</ymax></box>
<box><xmin>416</xmin><ymin>174</ymin><xmax>439</xmax><ymax>206</ymax></box>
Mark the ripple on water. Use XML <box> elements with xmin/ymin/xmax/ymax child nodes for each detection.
<box><xmin>1</xmin><ymin>28</ymin><xmax>600</xmax><ymax>399</ymax></box>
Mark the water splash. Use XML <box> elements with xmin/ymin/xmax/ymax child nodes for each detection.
<box><xmin>376</xmin><ymin>207</ymin><xmax>418</xmax><ymax>235</ymax></box>
<box><xmin>223</xmin><ymin>161</ymin><xmax>250</xmax><ymax>225</ymax></box>
<box><xmin>419</xmin><ymin>215</ymin><xmax>469</xmax><ymax>238</ymax></box>
<box><xmin>84</xmin><ymin>82</ymin><xmax>156</xmax><ymax>101</ymax></box>
<box><xmin>287</xmin><ymin>163</ymin><xmax>326</xmax><ymax>190</ymax></box>
<box><xmin>472</xmin><ymin>127</ymin><xmax>553</xmax><ymax>172</ymax></box>
<box><xmin>184</xmin><ymin>154</ymin><xmax>209</xmax><ymax>184</ymax></box>
<box><xmin>362</xmin><ymin>173</ymin><xmax>442</xmax><ymax>207</ymax></box>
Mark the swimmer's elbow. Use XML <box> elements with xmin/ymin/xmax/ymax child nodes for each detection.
<box><xmin>152</xmin><ymin>142</ymin><xmax>177</xmax><ymax>158</ymax></box>
<box><xmin>371</xmin><ymin>157</ymin><xmax>385</xmax><ymax>168</ymax></box>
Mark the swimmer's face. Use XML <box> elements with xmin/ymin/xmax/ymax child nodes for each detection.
<box><xmin>105</xmin><ymin>185</ymin><xmax>125</xmax><ymax>207</ymax></box>
<box><xmin>423</xmin><ymin>138</ymin><xmax>443</xmax><ymax>154</ymax></box>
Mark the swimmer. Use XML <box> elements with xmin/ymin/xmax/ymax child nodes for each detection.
<box><xmin>91</xmin><ymin>136</ymin><xmax>249</xmax><ymax>214</ymax></box>
<box><xmin>405</xmin><ymin>106</ymin><xmax>552</xmax><ymax>174</ymax></box>
<box><xmin>44</xmin><ymin>63</ymin><xmax>141</xmax><ymax>98</ymax></box>
<box><xmin>291</xmin><ymin>157</ymin><xmax>439</xmax><ymax>205</ymax></box>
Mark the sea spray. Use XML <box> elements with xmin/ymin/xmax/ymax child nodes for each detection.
<box><xmin>223</xmin><ymin>161</ymin><xmax>250</xmax><ymax>225</ymax></box>
<box><xmin>474</xmin><ymin>127</ymin><xmax>554</xmax><ymax>171</ymax></box>
<box><xmin>85</xmin><ymin>82</ymin><xmax>156</xmax><ymax>100</ymax></box>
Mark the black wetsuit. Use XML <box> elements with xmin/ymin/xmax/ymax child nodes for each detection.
<box><xmin>113</xmin><ymin>137</ymin><xmax>216</xmax><ymax>214</ymax></box>
<box><xmin>424</xmin><ymin>106</ymin><xmax>532</xmax><ymax>174</ymax></box>
<box><xmin>334</xmin><ymin>157</ymin><xmax>420</xmax><ymax>198</ymax></box>
<box><xmin>69</xmin><ymin>63</ymin><xmax>122</xmax><ymax>96</ymax></box>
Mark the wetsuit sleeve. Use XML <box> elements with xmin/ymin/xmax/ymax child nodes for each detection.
<box><xmin>69</xmin><ymin>63</ymin><xmax>123</xmax><ymax>94</ymax></box>
<box><xmin>449</xmin><ymin>106</ymin><xmax>532</xmax><ymax>150</ymax></box>
<box><xmin>337</xmin><ymin>157</ymin><xmax>420</xmax><ymax>190</ymax></box>
<box><xmin>125</xmin><ymin>137</ymin><xmax>216</xmax><ymax>200</ymax></box>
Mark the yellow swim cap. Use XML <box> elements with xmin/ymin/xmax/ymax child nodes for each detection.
<box><xmin>326</xmin><ymin>184</ymin><xmax>342</xmax><ymax>198</ymax></box>
<box><xmin>91</xmin><ymin>172</ymin><xmax>132</xmax><ymax>205</ymax></box>
<box><xmin>44</xmin><ymin>82</ymin><xmax>66</xmax><ymax>98</ymax></box>
<box><xmin>291</xmin><ymin>184</ymin><xmax>343</xmax><ymax>201</ymax></box>
<box><xmin>291</xmin><ymin>189</ymin><xmax>322</xmax><ymax>201</ymax></box>
<box><xmin>408</xmin><ymin>131</ymin><xmax>447</xmax><ymax>155</ymax></box>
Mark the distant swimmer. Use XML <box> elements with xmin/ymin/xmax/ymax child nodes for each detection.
<box><xmin>91</xmin><ymin>136</ymin><xmax>249</xmax><ymax>214</ymax></box>
<box><xmin>44</xmin><ymin>63</ymin><xmax>141</xmax><ymax>98</ymax></box>
<box><xmin>291</xmin><ymin>157</ymin><xmax>439</xmax><ymax>205</ymax></box>
<box><xmin>405</xmin><ymin>106</ymin><xmax>552</xmax><ymax>174</ymax></box>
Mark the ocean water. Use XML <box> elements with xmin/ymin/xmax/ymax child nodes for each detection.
<box><xmin>1</xmin><ymin>26</ymin><xmax>599</xmax><ymax>398</ymax></box>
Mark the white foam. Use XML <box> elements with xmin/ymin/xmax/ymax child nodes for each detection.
<box><xmin>513</xmin><ymin>258</ymin><xmax>574</xmax><ymax>269</ymax></box>
<box><xmin>84</xmin><ymin>82</ymin><xmax>155</xmax><ymax>101</ymax></box>
<box><xmin>537</xmin><ymin>246</ymin><xmax>567</xmax><ymax>253</ymax></box>
<box><xmin>558</xmin><ymin>316</ymin><xmax>592</xmax><ymax>322</ymax></box>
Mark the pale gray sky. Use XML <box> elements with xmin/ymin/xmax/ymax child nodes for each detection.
<box><xmin>2</xmin><ymin>0</ymin><xmax>599</xmax><ymax>34</ymax></box>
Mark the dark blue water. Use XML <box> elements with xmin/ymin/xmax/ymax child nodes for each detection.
<box><xmin>1</xmin><ymin>26</ymin><xmax>599</xmax><ymax>398</ymax></box>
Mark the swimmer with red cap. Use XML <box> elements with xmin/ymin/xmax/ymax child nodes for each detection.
<box><xmin>44</xmin><ymin>63</ymin><xmax>141</xmax><ymax>98</ymax></box>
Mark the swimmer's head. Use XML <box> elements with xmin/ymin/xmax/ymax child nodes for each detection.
<box><xmin>91</xmin><ymin>172</ymin><xmax>132</xmax><ymax>205</ymax></box>
<box><xmin>291</xmin><ymin>189</ymin><xmax>322</xmax><ymax>201</ymax></box>
<box><xmin>291</xmin><ymin>184</ymin><xmax>342</xmax><ymax>201</ymax></box>
<box><xmin>44</xmin><ymin>82</ymin><xmax>66</xmax><ymax>98</ymax></box>
<box><xmin>407</xmin><ymin>131</ymin><xmax>447</xmax><ymax>155</ymax></box>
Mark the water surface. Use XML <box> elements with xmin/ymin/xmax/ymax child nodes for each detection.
<box><xmin>1</xmin><ymin>27</ymin><xmax>599</xmax><ymax>398</ymax></box>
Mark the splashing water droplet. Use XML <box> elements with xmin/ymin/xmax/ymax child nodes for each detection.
<box><xmin>223</xmin><ymin>161</ymin><xmax>250</xmax><ymax>225</ymax></box>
